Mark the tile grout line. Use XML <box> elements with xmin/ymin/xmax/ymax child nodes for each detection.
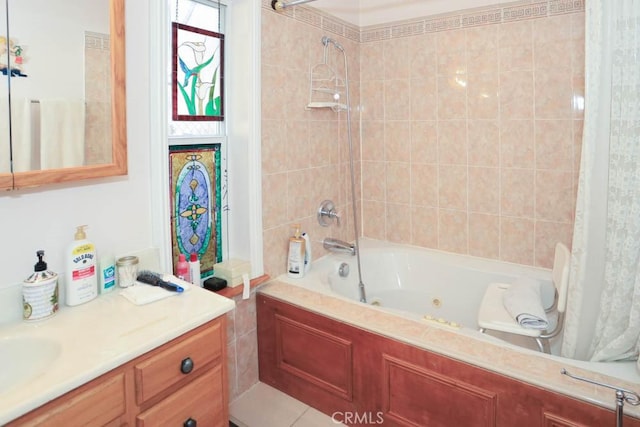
<box><xmin>289</xmin><ymin>406</ymin><xmax>311</xmax><ymax>427</ymax></box>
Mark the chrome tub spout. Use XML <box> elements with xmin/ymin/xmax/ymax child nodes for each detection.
<box><xmin>323</xmin><ymin>238</ymin><xmax>356</xmax><ymax>256</ymax></box>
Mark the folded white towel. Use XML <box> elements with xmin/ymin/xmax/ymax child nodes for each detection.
<box><xmin>119</xmin><ymin>275</ymin><xmax>190</xmax><ymax>306</ymax></box>
<box><xmin>120</xmin><ymin>283</ymin><xmax>179</xmax><ymax>305</ymax></box>
<box><xmin>502</xmin><ymin>277</ymin><xmax>549</xmax><ymax>330</ymax></box>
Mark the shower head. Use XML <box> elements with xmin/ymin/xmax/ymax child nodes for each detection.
<box><xmin>271</xmin><ymin>0</ymin><xmax>319</xmax><ymax>11</ymax></box>
<box><xmin>322</xmin><ymin>36</ymin><xmax>344</xmax><ymax>52</ymax></box>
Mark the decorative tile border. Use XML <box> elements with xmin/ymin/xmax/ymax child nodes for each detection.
<box><xmin>322</xmin><ymin>17</ymin><xmax>346</xmax><ymax>37</ymax></box>
<box><xmin>502</xmin><ymin>2</ymin><xmax>548</xmax><ymax>22</ymax></box>
<box><xmin>262</xmin><ymin>0</ymin><xmax>359</xmax><ymax>42</ymax></box>
<box><xmin>294</xmin><ymin>6</ymin><xmax>322</xmax><ymax>28</ymax></box>
<box><xmin>262</xmin><ymin>0</ymin><xmax>584</xmax><ymax>44</ymax></box>
<box><xmin>85</xmin><ymin>32</ymin><xmax>110</xmax><ymax>51</ymax></box>
<box><xmin>391</xmin><ymin>21</ymin><xmax>424</xmax><ymax>39</ymax></box>
<box><xmin>461</xmin><ymin>9</ymin><xmax>502</xmax><ymax>27</ymax></box>
<box><xmin>361</xmin><ymin>0</ymin><xmax>584</xmax><ymax>42</ymax></box>
<box><xmin>360</xmin><ymin>27</ymin><xmax>391</xmax><ymax>44</ymax></box>
<box><xmin>549</xmin><ymin>0</ymin><xmax>586</xmax><ymax>15</ymax></box>
<box><xmin>428</xmin><ymin>15</ymin><xmax>462</xmax><ymax>33</ymax></box>
<box><xmin>343</xmin><ymin>25</ymin><xmax>360</xmax><ymax>42</ymax></box>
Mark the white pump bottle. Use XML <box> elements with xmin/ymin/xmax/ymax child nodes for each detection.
<box><xmin>65</xmin><ymin>225</ymin><xmax>98</xmax><ymax>306</ymax></box>
<box><xmin>287</xmin><ymin>225</ymin><xmax>306</xmax><ymax>278</ymax></box>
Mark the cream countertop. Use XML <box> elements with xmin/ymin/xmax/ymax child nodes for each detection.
<box><xmin>0</xmin><ymin>285</ymin><xmax>235</xmax><ymax>425</ymax></box>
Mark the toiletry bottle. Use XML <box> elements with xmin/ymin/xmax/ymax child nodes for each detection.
<box><xmin>65</xmin><ymin>225</ymin><xmax>98</xmax><ymax>306</ymax></box>
<box><xmin>176</xmin><ymin>253</ymin><xmax>190</xmax><ymax>282</ymax></box>
<box><xmin>302</xmin><ymin>232</ymin><xmax>312</xmax><ymax>274</ymax></box>
<box><xmin>23</xmin><ymin>250</ymin><xmax>59</xmax><ymax>321</ymax></box>
<box><xmin>189</xmin><ymin>253</ymin><xmax>201</xmax><ymax>287</ymax></box>
<box><xmin>98</xmin><ymin>254</ymin><xmax>116</xmax><ymax>294</ymax></box>
<box><xmin>98</xmin><ymin>255</ymin><xmax>116</xmax><ymax>295</ymax></box>
<box><xmin>287</xmin><ymin>224</ymin><xmax>306</xmax><ymax>279</ymax></box>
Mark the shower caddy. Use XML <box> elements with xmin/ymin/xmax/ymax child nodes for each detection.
<box><xmin>306</xmin><ymin>40</ymin><xmax>347</xmax><ymax>112</ymax></box>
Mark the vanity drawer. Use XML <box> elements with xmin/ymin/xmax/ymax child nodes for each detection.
<box><xmin>9</xmin><ymin>371</ymin><xmax>127</xmax><ymax>426</ymax></box>
<box><xmin>134</xmin><ymin>318</ymin><xmax>223</xmax><ymax>404</ymax></box>
<box><xmin>136</xmin><ymin>365</ymin><xmax>225</xmax><ymax>427</ymax></box>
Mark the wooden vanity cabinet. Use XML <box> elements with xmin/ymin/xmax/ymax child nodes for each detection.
<box><xmin>8</xmin><ymin>316</ymin><xmax>228</xmax><ymax>427</ymax></box>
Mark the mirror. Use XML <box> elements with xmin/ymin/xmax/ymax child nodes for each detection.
<box><xmin>0</xmin><ymin>2</ymin><xmax>10</xmax><ymax>188</ymax></box>
<box><xmin>0</xmin><ymin>0</ymin><xmax>126</xmax><ymax>191</ymax></box>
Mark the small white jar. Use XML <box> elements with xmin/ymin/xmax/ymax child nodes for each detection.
<box><xmin>116</xmin><ymin>256</ymin><xmax>139</xmax><ymax>288</ymax></box>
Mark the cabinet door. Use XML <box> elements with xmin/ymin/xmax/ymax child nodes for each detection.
<box><xmin>137</xmin><ymin>366</ymin><xmax>226</xmax><ymax>427</ymax></box>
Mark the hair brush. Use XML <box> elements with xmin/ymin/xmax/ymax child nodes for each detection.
<box><xmin>136</xmin><ymin>270</ymin><xmax>184</xmax><ymax>292</ymax></box>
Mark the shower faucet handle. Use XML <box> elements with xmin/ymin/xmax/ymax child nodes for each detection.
<box><xmin>318</xmin><ymin>200</ymin><xmax>340</xmax><ymax>227</ymax></box>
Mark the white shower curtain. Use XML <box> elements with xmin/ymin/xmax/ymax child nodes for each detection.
<box><xmin>561</xmin><ymin>0</ymin><xmax>640</xmax><ymax>364</ymax></box>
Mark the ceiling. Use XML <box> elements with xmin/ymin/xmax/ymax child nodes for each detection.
<box><xmin>309</xmin><ymin>0</ymin><xmax>506</xmax><ymax>27</ymax></box>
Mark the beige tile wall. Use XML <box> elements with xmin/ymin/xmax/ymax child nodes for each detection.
<box><xmin>262</xmin><ymin>1</ymin><xmax>585</xmax><ymax>279</ymax></box>
<box><xmin>226</xmin><ymin>292</ymin><xmax>259</xmax><ymax>402</ymax></box>
<box><xmin>84</xmin><ymin>32</ymin><xmax>112</xmax><ymax>165</ymax></box>
<box><xmin>261</xmin><ymin>2</ymin><xmax>361</xmax><ymax>277</ymax></box>
<box><xmin>360</xmin><ymin>7</ymin><xmax>585</xmax><ymax>269</ymax></box>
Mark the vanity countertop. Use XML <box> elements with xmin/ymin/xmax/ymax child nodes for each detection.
<box><xmin>0</xmin><ymin>285</ymin><xmax>235</xmax><ymax>425</ymax></box>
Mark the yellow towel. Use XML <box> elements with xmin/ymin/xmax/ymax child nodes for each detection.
<box><xmin>40</xmin><ymin>98</ymin><xmax>85</xmax><ymax>169</ymax></box>
<box><xmin>0</xmin><ymin>98</ymin><xmax>10</xmax><ymax>174</ymax></box>
<box><xmin>11</xmin><ymin>98</ymin><xmax>33</xmax><ymax>172</ymax></box>
<box><xmin>0</xmin><ymin>97</ymin><xmax>32</xmax><ymax>173</ymax></box>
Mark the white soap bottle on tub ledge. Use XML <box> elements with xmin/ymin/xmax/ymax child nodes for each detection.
<box><xmin>302</xmin><ymin>232</ymin><xmax>311</xmax><ymax>274</ymax></box>
<box><xmin>287</xmin><ymin>224</ymin><xmax>306</xmax><ymax>279</ymax></box>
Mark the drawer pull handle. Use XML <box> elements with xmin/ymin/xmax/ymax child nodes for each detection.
<box><xmin>180</xmin><ymin>357</ymin><xmax>194</xmax><ymax>374</ymax></box>
<box><xmin>184</xmin><ymin>417</ymin><xmax>197</xmax><ymax>427</ymax></box>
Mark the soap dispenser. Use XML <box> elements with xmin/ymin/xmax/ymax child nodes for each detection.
<box><xmin>65</xmin><ymin>225</ymin><xmax>98</xmax><ymax>306</ymax></box>
<box><xmin>302</xmin><ymin>232</ymin><xmax>312</xmax><ymax>273</ymax></box>
<box><xmin>287</xmin><ymin>224</ymin><xmax>306</xmax><ymax>278</ymax></box>
<box><xmin>23</xmin><ymin>250</ymin><xmax>59</xmax><ymax>321</ymax></box>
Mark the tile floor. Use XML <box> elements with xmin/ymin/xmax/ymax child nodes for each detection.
<box><xmin>229</xmin><ymin>382</ymin><xmax>345</xmax><ymax>427</ymax></box>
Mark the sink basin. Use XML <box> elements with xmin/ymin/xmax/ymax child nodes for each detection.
<box><xmin>0</xmin><ymin>337</ymin><xmax>61</xmax><ymax>393</ymax></box>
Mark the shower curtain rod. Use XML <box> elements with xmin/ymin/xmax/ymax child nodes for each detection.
<box><xmin>271</xmin><ymin>0</ymin><xmax>318</xmax><ymax>11</ymax></box>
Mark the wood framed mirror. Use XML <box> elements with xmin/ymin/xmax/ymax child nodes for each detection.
<box><xmin>0</xmin><ymin>0</ymin><xmax>126</xmax><ymax>191</ymax></box>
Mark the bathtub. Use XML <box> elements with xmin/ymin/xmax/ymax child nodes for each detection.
<box><xmin>270</xmin><ymin>238</ymin><xmax>639</xmax><ymax>409</ymax></box>
<box><xmin>281</xmin><ymin>238</ymin><xmax>555</xmax><ymax>337</ymax></box>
